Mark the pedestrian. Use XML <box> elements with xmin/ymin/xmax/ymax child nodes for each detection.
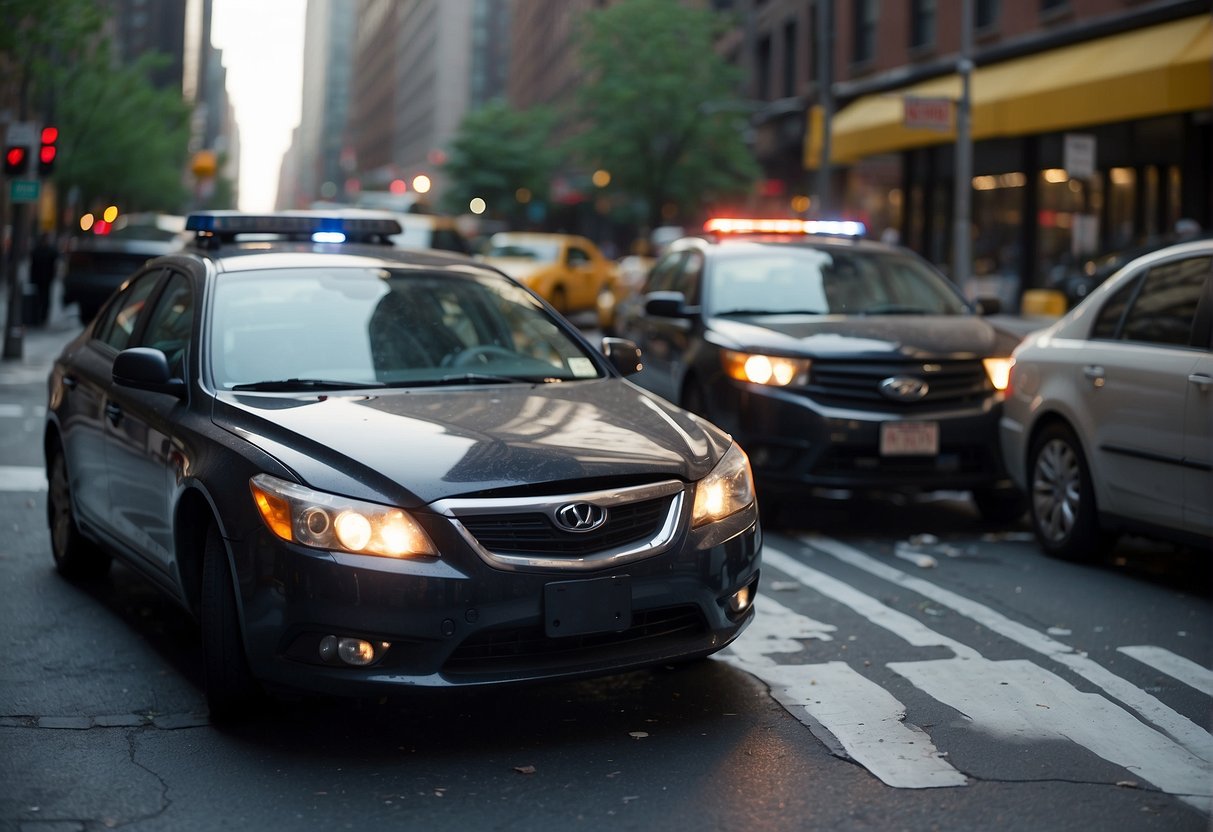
<box><xmin>30</xmin><ymin>233</ymin><xmax>58</xmax><ymax>326</ymax></box>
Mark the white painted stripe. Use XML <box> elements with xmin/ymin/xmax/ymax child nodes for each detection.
<box><xmin>723</xmin><ymin>594</ymin><xmax>836</xmax><ymax>667</ymax></box>
<box><xmin>0</xmin><ymin>466</ymin><xmax>47</xmax><ymax>492</ymax></box>
<box><xmin>1119</xmin><ymin>646</ymin><xmax>1213</xmax><ymax>697</ymax></box>
<box><xmin>802</xmin><ymin>534</ymin><xmax>1213</xmax><ymax>765</ymax></box>
<box><xmin>761</xmin><ymin>547</ymin><xmax>980</xmax><ymax>659</ymax></box>
<box><xmin>892</xmin><ymin>657</ymin><xmax>1212</xmax><ymax>811</ymax></box>
<box><xmin>0</xmin><ymin>404</ymin><xmax>24</xmax><ymax>417</ymax></box>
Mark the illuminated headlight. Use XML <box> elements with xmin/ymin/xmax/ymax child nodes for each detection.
<box><xmin>250</xmin><ymin>474</ymin><xmax>437</xmax><ymax>558</ymax></box>
<box><xmin>983</xmin><ymin>357</ymin><xmax>1012</xmax><ymax>391</ymax></box>
<box><xmin>722</xmin><ymin>349</ymin><xmax>810</xmax><ymax>387</ymax></box>
<box><xmin>692</xmin><ymin>443</ymin><xmax>756</xmax><ymax>528</ymax></box>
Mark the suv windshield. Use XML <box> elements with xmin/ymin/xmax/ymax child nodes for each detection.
<box><xmin>210</xmin><ymin>268</ymin><xmax>603</xmax><ymax>390</ymax></box>
<box><xmin>706</xmin><ymin>246</ymin><xmax>969</xmax><ymax>317</ymax></box>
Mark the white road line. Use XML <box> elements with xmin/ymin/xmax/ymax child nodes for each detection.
<box><xmin>761</xmin><ymin>547</ymin><xmax>980</xmax><ymax>658</ymax></box>
<box><xmin>0</xmin><ymin>466</ymin><xmax>47</xmax><ymax>492</ymax></box>
<box><xmin>892</xmin><ymin>657</ymin><xmax>1212</xmax><ymax>811</ymax></box>
<box><xmin>720</xmin><ymin>595</ymin><xmax>965</xmax><ymax>788</ymax></box>
<box><xmin>803</xmin><ymin>533</ymin><xmax>1213</xmax><ymax>765</ymax></box>
<box><xmin>0</xmin><ymin>404</ymin><xmax>24</xmax><ymax>418</ymax></box>
<box><xmin>1119</xmin><ymin>646</ymin><xmax>1213</xmax><ymax>697</ymax></box>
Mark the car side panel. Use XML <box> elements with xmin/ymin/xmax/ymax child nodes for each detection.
<box><xmin>1183</xmin><ymin>352</ymin><xmax>1213</xmax><ymax>534</ymax></box>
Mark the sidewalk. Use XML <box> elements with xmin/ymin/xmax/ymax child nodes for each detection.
<box><xmin>0</xmin><ymin>272</ymin><xmax>84</xmax><ymax>386</ymax></box>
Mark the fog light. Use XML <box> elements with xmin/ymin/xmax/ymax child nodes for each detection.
<box><xmin>318</xmin><ymin>635</ymin><xmax>387</xmax><ymax>667</ymax></box>
<box><xmin>728</xmin><ymin>584</ymin><xmax>752</xmax><ymax>613</ymax></box>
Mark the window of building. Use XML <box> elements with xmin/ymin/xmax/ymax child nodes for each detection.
<box><xmin>976</xmin><ymin>0</ymin><xmax>999</xmax><ymax>30</ymax></box>
<box><xmin>757</xmin><ymin>34</ymin><xmax>772</xmax><ymax>99</ymax></box>
<box><xmin>910</xmin><ymin>0</ymin><xmax>935</xmax><ymax>50</ymax></box>
<box><xmin>783</xmin><ymin>19</ymin><xmax>797</xmax><ymax>97</ymax></box>
<box><xmin>852</xmin><ymin>0</ymin><xmax>877</xmax><ymax>64</ymax></box>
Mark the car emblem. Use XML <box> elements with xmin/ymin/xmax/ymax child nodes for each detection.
<box><xmin>879</xmin><ymin>376</ymin><xmax>929</xmax><ymax>402</ymax></box>
<box><xmin>554</xmin><ymin>502</ymin><xmax>608</xmax><ymax>533</ymax></box>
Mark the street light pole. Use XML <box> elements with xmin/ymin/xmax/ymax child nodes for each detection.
<box><xmin>814</xmin><ymin>0</ymin><xmax>833</xmax><ymax>216</ymax></box>
<box><xmin>952</xmin><ymin>0</ymin><xmax>973</xmax><ymax>286</ymax></box>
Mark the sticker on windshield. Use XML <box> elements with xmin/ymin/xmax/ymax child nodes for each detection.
<box><xmin>568</xmin><ymin>357</ymin><xmax>597</xmax><ymax>378</ymax></box>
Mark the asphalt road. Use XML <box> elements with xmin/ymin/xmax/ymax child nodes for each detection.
<box><xmin>1</xmin><ymin>301</ymin><xmax>1209</xmax><ymax>832</ymax></box>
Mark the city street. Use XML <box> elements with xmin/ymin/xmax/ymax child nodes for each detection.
<box><xmin>0</xmin><ymin>301</ymin><xmax>1209</xmax><ymax>831</ymax></box>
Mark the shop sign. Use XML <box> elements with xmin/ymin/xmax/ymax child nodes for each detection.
<box><xmin>903</xmin><ymin>97</ymin><xmax>953</xmax><ymax>132</ymax></box>
<box><xmin>1064</xmin><ymin>133</ymin><xmax>1096</xmax><ymax>179</ymax></box>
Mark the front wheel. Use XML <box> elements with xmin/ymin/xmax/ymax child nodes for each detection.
<box><xmin>46</xmin><ymin>441</ymin><xmax>111</xmax><ymax>581</ymax></box>
<box><xmin>201</xmin><ymin>522</ymin><xmax>264</xmax><ymax>722</ymax></box>
<box><xmin>1027</xmin><ymin>422</ymin><xmax>1112</xmax><ymax>561</ymax></box>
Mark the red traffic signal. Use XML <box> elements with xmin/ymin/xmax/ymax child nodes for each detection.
<box><xmin>4</xmin><ymin>144</ymin><xmax>29</xmax><ymax>176</ymax></box>
<box><xmin>38</xmin><ymin>126</ymin><xmax>58</xmax><ymax>175</ymax></box>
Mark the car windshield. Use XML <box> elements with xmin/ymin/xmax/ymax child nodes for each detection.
<box><xmin>210</xmin><ymin>267</ymin><xmax>604</xmax><ymax>390</ymax></box>
<box><xmin>706</xmin><ymin>247</ymin><xmax>969</xmax><ymax>317</ymax></box>
<box><xmin>487</xmin><ymin>236</ymin><xmax>560</xmax><ymax>262</ymax></box>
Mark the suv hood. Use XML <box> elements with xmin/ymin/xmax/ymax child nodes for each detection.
<box><xmin>710</xmin><ymin>314</ymin><xmax>1017</xmax><ymax>358</ymax></box>
<box><xmin>214</xmin><ymin>379</ymin><xmax>727</xmax><ymax>506</ymax></box>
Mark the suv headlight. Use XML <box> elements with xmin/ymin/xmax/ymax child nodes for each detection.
<box><xmin>250</xmin><ymin>474</ymin><xmax>437</xmax><ymax>558</ymax></box>
<box><xmin>983</xmin><ymin>357</ymin><xmax>1012</xmax><ymax>391</ymax></box>
<box><xmin>722</xmin><ymin>349</ymin><xmax>810</xmax><ymax>387</ymax></box>
<box><xmin>692</xmin><ymin>443</ymin><xmax>756</xmax><ymax>528</ymax></box>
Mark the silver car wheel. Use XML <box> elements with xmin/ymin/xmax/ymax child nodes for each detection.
<box><xmin>1031</xmin><ymin>437</ymin><xmax>1080</xmax><ymax>543</ymax></box>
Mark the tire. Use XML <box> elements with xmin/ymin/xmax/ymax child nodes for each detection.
<box><xmin>46</xmin><ymin>441</ymin><xmax>111</xmax><ymax>581</ymax></box>
<box><xmin>1027</xmin><ymin>422</ymin><xmax>1112</xmax><ymax>561</ymax></box>
<box><xmin>201</xmin><ymin>522</ymin><xmax>264</xmax><ymax>722</ymax></box>
<box><xmin>971</xmin><ymin>485</ymin><xmax>1027</xmax><ymax>525</ymax></box>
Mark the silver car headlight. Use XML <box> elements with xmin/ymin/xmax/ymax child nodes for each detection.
<box><xmin>691</xmin><ymin>443</ymin><xmax>756</xmax><ymax>528</ymax></box>
<box><xmin>250</xmin><ymin>474</ymin><xmax>437</xmax><ymax>558</ymax></box>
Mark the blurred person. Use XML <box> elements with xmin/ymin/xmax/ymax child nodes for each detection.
<box><xmin>30</xmin><ymin>233</ymin><xmax>58</xmax><ymax>326</ymax></box>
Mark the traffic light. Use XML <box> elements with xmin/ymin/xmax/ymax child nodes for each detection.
<box><xmin>38</xmin><ymin>126</ymin><xmax>58</xmax><ymax>176</ymax></box>
<box><xmin>4</xmin><ymin>143</ymin><xmax>29</xmax><ymax>176</ymax></box>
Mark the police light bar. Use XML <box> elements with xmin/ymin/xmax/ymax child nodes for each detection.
<box><xmin>704</xmin><ymin>218</ymin><xmax>867</xmax><ymax>238</ymax></box>
<box><xmin>185</xmin><ymin>211</ymin><xmax>402</xmax><ymax>246</ymax></box>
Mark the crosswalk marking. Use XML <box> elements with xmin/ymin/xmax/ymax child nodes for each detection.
<box><xmin>803</xmin><ymin>533</ymin><xmax>1213</xmax><ymax>765</ymax></box>
<box><xmin>892</xmin><ymin>657</ymin><xmax>1212</xmax><ymax>808</ymax></box>
<box><xmin>0</xmin><ymin>465</ymin><xmax>47</xmax><ymax>492</ymax></box>
<box><xmin>1119</xmin><ymin>645</ymin><xmax>1213</xmax><ymax>697</ymax></box>
<box><xmin>0</xmin><ymin>404</ymin><xmax>24</xmax><ymax>418</ymax></box>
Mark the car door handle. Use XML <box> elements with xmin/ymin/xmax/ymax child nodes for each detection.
<box><xmin>1189</xmin><ymin>373</ymin><xmax>1213</xmax><ymax>392</ymax></box>
<box><xmin>104</xmin><ymin>402</ymin><xmax>122</xmax><ymax>425</ymax></box>
<box><xmin>1082</xmin><ymin>365</ymin><xmax>1105</xmax><ymax>388</ymax></box>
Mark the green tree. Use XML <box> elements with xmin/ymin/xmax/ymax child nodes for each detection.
<box><xmin>571</xmin><ymin>0</ymin><xmax>760</xmax><ymax>229</ymax></box>
<box><xmin>1</xmin><ymin>0</ymin><xmax>192</xmax><ymax>219</ymax></box>
<box><xmin>441</xmin><ymin>99</ymin><xmax>562</xmax><ymax>223</ymax></box>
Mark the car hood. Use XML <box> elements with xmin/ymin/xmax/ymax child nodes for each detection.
<box><xmin>213</xmin><ymin>379</ymin><xmax>727</xmax><ymax>506</ymax></box>
<box><xmin>709</xmin><ymin>314</ymin><xmax>1017</xmax><ymax>358</ymax></box>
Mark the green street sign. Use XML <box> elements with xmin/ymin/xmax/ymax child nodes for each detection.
<box><xmin>10</xmin><ymin>179</ymin><xmax>40</xmax><ymax>203</ymax></box>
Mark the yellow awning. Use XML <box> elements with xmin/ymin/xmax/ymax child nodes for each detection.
<box><xmin>809</xmin><ymin>15</ymin><xmax>1212</xmax><ymax>167</ymax></box>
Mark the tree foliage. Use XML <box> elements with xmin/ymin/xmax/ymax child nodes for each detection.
<box><xmin>570</xmin><ymin>0</ymin><xmax>760</xmax><ymax>228</ymax></box>
<box><xmin>1</xmin><ymin>0</ymin><xmax>193</xmax><ymax>219</ymax></box>
<box><xmin>441</xmin><ymin>99</ymin><xmax>562</xmax><ymax>222</ymax></box>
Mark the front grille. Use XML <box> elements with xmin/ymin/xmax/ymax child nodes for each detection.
<box><xmin>459</xmin><ymin>495</ymin><xmax>672</xmax><ymax>556</ymax></box>
<box><xmin>807</xmin><ymin>358</ymin><xmax>991</xmax><ymax>409</ymax></box>
<box><xmin>443</xmin><ymin>605</ymin><xmax>707</xmax><ymax>675</ymax></box>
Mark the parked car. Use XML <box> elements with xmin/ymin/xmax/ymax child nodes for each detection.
<box><xmin>63</xmin><ymin>214</ymin><xmax>186</xmax><ymax>322</ymax></box>
<box><xmin>612</xmin><ymin>218</ymin><xmax>1025</xmax><ymax>523</ymax></box>
<box><xmin>1000</xmin><ymin>239</ymin><xmax>1212</xmax><ymax>559</ymax></box>
<box><xmin>44</xmin><ymin>211</ymin><xmax>761</xmax><ymax>719</ymax></box>
<box><xmin>480</xmin><ymin>231</ymin><xmax>617</xmax><ymax>317</ymax></box>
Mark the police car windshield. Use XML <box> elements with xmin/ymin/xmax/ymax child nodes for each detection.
<box><xmin>706</xmin><ymin>247</ymin><xmax>968</xmax><ymax>317</ymax></box>
<box><xmin>210</xmin><ymin>267</ymin><xmax>604</xmax><ymax>390</ymax></box>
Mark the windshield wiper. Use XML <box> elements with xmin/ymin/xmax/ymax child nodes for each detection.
<box><xmin>716</xmin><ymin>308</ymin><xmax>824</xmax><ymax>317</ymax></box>
<box><xmin>387</xmin><ymin>372</ymin><xmax>543</xmax><ymax>388</ymax></box>
<box><xmin>857</xmin><ymin>305</ymin><xmax>934</xmax><ymax>316</ymax></box>
<box><xmin>231</xmin><ymin>378</ymin><xmax>385</xmax><ymax>391</ymax></box>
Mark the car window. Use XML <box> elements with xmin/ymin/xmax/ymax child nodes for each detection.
<box><xmin>1118</xmin><ymin>255</ymin><xmax>1211</xmax><ymax>347</ymax></box>
<box><xmin>567</xmin><ymin>246</ymin><xmax>590</xmax><ymax>266</ymax></box>
<box><xmin>670</xmin><ymin>251</ymin><xmax>704</xmax><ymax>305</ymax></box>
<box><xmin>210</xmin><ymin>267</ymin><xmax>603</xmax><ymax>389</ymax></box>
<box><xmin>138</xmin><ymin>272</ymin><xmax>194</xmax><ymax>377</ymax></box>
<box><xmin>1091</xmin><ymin>276</ymin><xmax>1139</xmax><ymax>340</ymax></box>
<box><xmin>488</xmin><ymin>236</ymin><xmax>560</xmax><ymax>262</ymax></box>
<box><xmin>95</xmin><ymin>270</ymin><xmax>164</xmax><ymax>351</ymax></box>
<box><xmin>643</xmin><ymin>252</ymin><xmax>686</xmax><ymax>294</ymax></box>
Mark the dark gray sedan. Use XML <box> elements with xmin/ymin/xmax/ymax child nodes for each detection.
<box><xmin>44</xmin><ymin>212</ymin><xmax>761</xmax><ymax>720</ymax></box>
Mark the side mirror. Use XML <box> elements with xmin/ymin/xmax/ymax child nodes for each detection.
<box><xmin>601</xmin><ymin>337</ymin><xmax>643</xmax><ymax>377</ymax></box>
<box><xmin>113</xmin><ymin>347</ymin><xmax>186</xmax><ymax>398</ymax></box>
<box><xmin>644</xmin><ymin>290</ymin><xmax>695</xmax><ymax>318</ymax></box>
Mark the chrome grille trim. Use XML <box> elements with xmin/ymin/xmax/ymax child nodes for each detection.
<box><xmin>432</xmin><ymin>480</ymin><xmax>686</xmax><ymax>572</ymax></box>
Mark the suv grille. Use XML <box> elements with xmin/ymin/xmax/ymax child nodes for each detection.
<box><xmin>459</xmin><ymin>496</ymin><xmax>672</xmax><ymax>556</ymax></box>
<box><xmin>807</xmin><ymin>358</ymin><xmax>991</xmax><ymax>409</ymax></box>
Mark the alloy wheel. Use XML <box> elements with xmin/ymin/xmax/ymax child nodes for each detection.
<box><xmin>1031</xmin><ymin>437</ymin><xmax>1081</xmax><ymax>544</ymax></box>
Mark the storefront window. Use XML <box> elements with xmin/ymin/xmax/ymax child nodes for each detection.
<box><xmin>1036</xmin><ymin>170</ymin><xmax>1104</xmax><ymax>284</ymax></box>
<box><xmin>841</xmin><ymin>154</ymin><xmax>903</xmax><ymax>243</ymax></box>
<box><xmin>972</xmin><ymin>172</ymin><xmax>1025</xmax><ymax>280</ymax></box>
<box><xmin>1108</xmin><ymin>167</ymin><xmax>1137</xmax><ymax>249</ymax></box>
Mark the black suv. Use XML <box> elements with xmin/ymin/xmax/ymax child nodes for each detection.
<box><xmin>613</xmin><ymin>219</ymin><xmax>1024</xmax><ymax>523</ymax></box>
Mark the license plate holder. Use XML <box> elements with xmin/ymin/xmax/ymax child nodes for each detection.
<box><xmin>544</xmin><ymin>575</ymin><xmax>632</xmax><ymax>638</ymax></box>
<box><xmin>880</xmin><ymin>421</ymin><xmax>939</xmax><ymax>456</ymax></box>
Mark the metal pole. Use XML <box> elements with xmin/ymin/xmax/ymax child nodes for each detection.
<box><xmin>814</xmin><ymin>0</ymin><xmax>833</xmax><ymax>215</ymax></box>
<box><xmin>952</xmin><ymin>0</ymin><xmax>973</xmax><ymax>285</ymax></box>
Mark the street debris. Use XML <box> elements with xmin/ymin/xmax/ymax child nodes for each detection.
<box><xmin>628</xmin><ymin>731</ymin><xmax>649</xmax><ymax>739</ymax></box>
<box><xmin>1046</xmin><ymin>627</ymin><xmax>1072</xmax><ymax>636</ymax></box>
<box><xmin>769</xmin><ymin>581</ymin><xmax>799</xmax><ymax>591</ymax></box>
<box><xmin>514</xmin><ymin>765</ymin><xmax>536</xmax><ymax>775</ymax></box>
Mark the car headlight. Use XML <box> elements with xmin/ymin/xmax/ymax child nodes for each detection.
<box><xmin>983</xmin><ymin>357</ymin><xmax>1012</xmax><ymax>391</ymax></box>
<box><xmin>692</xmin><ymin>443</ymin><xmax>756</xmax><ymax>528</ymax></box>
<box><xmin>721</xmin><ymin>349</ymin><xmax>810</xmax><ymax>387</ymax></box>
<box><xmin>250</xmin><ymin>474</ymin><xmax>437</xmax><ymax>558</ymax></box>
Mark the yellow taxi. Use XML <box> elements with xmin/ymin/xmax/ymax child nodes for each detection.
<box><xmin>481</xmin><ymin>232</ymin><xmax>617</xmax><ymax>318</ymax></box>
